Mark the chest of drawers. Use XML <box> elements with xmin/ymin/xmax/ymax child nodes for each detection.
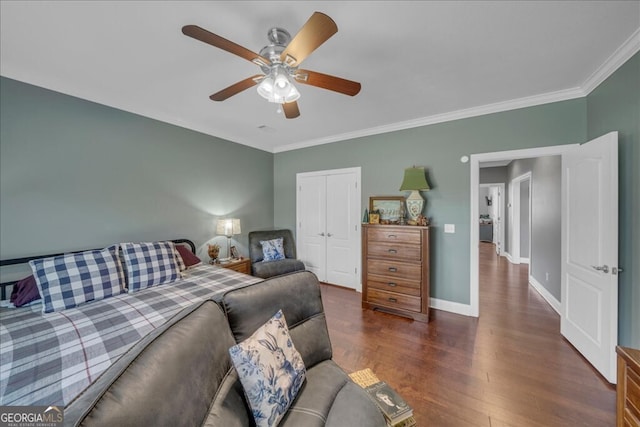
<box><xmin>617</xmin><ymin>346</ymin><xmax>640</xmax><ymax>426</ymax></box>
<box><xmin>362</xmin><ymin>224</ymin><xmax>430</xmax><ymax>322</ymax></box>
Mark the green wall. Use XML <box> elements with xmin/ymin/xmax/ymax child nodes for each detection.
<box><xmin>275</xmin><ymin>51</ymin><xmax>639</xmax><ymax>346</ymax></box>
<box><xmin>586</xmin><ymin>52</ymin><xmax>640</xmax><ymax>347</ymax></box>
<box><xmin>0</xmin><ymin>77</ymin><xmax>274</xmax><ymax>261</ymax></box>
<box><xmin>274</xmin><ymin>99</ymin><xmax>586</xmax><ymax>304</ymax></box>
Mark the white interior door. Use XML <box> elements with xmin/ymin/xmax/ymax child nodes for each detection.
<box><xmin>297</xmin><ymin>175</ymin><xmax>326</xmax><ymax>280</ymax></box>
<box><xmin>325</xmin><ymin>173</ymin><xmax>358</xmax><ymax>288</ymax></box>
<box><xmin>561</xmin><ymin>131</ymin><xmax>618</xmax><ymax>383</ymax></box>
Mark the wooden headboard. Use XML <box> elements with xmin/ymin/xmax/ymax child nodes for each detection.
<box><xmin>0</xmin><ymin>239</ymin><xmax>196</xmax><ymax>301</ymax></box>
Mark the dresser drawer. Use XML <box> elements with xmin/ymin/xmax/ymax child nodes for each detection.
<box><xmin>627</xmin><ymin>366</ymin><xmax>640</xmax><ymax>419</ymax></box>
<box><xmin>624</xmin><ymin>409</ymin><xmax>640</xmax><ymax>427</ymax></box>
<box><xmin>367</xmin><ymin>242</ymin><xmax>421</xmax><ymax>261</ymax></box>
<box><xmin>367</xmin><ymin>275</ymin><xmax>421</xmax><ymax>296</ymax></box>
<box><xmin>367</xmin><ymin>259</ymin><xmax>421</xmax><ymax>281</ymax></box>
<box><xmin>367</xmin><ymin>288</ymin><xmax>421</xmax><ymax>312</ymax></box>
<box><xmin>367</xmin><ymin>227</ymin><xmax>421</xmax><ymax>244</ymax></box>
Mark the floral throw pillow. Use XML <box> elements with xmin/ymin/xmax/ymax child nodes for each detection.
<box><xmin>260</xmin><ymin>238</ymin><xmax>285</xmax><ymax>262</ymax></box>
<box><xmin>229</xmin><ymin>310</ymin><xmax>306</xmax><ymax>427</ymax></box>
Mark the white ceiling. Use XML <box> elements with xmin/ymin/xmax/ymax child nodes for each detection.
<box><xmin>1</xmin><ymin>1</ymin><xmax>638</xmax><ymax>153</ymax></box>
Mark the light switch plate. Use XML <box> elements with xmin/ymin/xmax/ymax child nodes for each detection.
<box><xmin>444</xmin><ymin>224</ymin><xmax>455</xmax><ymax>233</ymax></box>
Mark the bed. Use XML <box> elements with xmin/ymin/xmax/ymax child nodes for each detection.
<box><xmin>0</xmin><ymin>239</ymin><xmax>261</xmax><ymax>406</ymax></box>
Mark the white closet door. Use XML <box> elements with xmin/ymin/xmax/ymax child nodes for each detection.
<box><xmin>325</xmin><ymin>173</ymin><xmax>358</xmax><ymax>288</ymax></box>
<box><xmin>297</xmin><ymin>168</ymin><xmax>361</xmax><ymax>290</ymax></box>
<box><xmin>297</xmin><ymin>175</ymin><xmax>327</xmax><ymax>281</ymax></box>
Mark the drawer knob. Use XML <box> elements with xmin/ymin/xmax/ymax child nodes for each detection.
<box><xmin>388</xmin><ymin>297</ymin><xmax>398</xmax><ymax>303</ymax></box>
<box><xmin>388</xmin><ymin>282</ymin><xmax>397</xmax><ymax>287</ymax></box>
<box><xmin>388</xmin><ymin>267</ymin><xmax>397</xmax><ymax>272</ymax></box>
<box><xmin>387</xmin><ymin>234</ymin><xmax>397</xmax><ymax>239</ymax></box>
<box><xmin>388</xmin><ymin>249</ymin><xmax>397</xmax><ymax>254</ymax></box>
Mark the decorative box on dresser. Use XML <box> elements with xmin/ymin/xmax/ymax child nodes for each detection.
<box><xmin>617</xmin><ymin>346</ymin><xmax>640</xmax><ymax>427</ymax></box>
<box><xmin>362</xmin><ymin>224</ymin><xmax>430</xmax><ymax>322</ymax></box>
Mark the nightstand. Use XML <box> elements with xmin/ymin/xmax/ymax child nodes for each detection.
<box><xmin>218</xmin><ymin>258</ymin><xmax>251</xmax><ymax>275</ymax></box>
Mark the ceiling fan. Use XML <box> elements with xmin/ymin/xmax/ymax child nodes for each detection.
<box><xmin>182</xmin><ymin>12</ymin><xmax>361</xmax><ymax>119</ymax></box>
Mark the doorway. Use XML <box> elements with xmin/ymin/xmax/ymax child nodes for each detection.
<box><xmin>479</xmin><ymin>183</ymin><xmax>505</xmax><ymax>256</ymax></box>
<box><xmin>469</xmin><ymin>134</ymin><xmax>620</xmax><ymax>383</ymax></box>
<box><xmin>469</xmin><ymin>144</ymin><xmax>575</xmax><ymax>316</ymax></box>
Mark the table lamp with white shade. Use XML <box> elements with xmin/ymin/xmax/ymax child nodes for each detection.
<box><xmin>216</xmin><ymin>218</ymin><xmax>241</xmax><ymax>262</ymax></box>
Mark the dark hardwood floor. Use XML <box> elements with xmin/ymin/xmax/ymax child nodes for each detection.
<box><xmin>321</xmin><ymin>242</ymin><xmax>616</xmax><ymax>426</ymax></box>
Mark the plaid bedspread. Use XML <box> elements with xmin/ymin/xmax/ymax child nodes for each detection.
<box><xmin>0</xmin><ymin>264</ymin><xmax>261</xmax><ymax>406</ymax></box>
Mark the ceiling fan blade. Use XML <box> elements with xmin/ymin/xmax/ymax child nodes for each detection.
<box><xmin>295</xmin><ymin>70</ymin><xmax>361</xmax><ymax>96</ymax></box>
<box><xmin>283</xmin><ymin>101</ymin><xmax>300</xmax><ymax>119</ymax></box>
<box><xmin>210</xmin><ymin>75</ymin><xmax>263</xmax><ymax>101</ymax></box>
<box><xmin>182</xmin><ymin>25</ymin><xmax>270</xmax><ymax>66</ymax></box>
<box><xmin>280</xmin><ymin>12</ymin><xmax>337</xmax><ymax>67</ymax></box>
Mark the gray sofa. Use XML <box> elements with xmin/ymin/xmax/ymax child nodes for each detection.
<box><xmin>248</xmin><ymin>229</ymin><xmax>306</xmax><ymax>278</ymax></box>
<box><xmin>64</xmin><ymin>271</ymin><xmax>386</xmax><ymax>427</ymax></box>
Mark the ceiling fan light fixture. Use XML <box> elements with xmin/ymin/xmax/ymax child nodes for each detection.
<box><xmin>283</xmin><ymin>82</ymin><xmax>300</xmax><ymax>103</ymax></box>
<box><xmin>257</xmin><ymin>67</ymin><xmax>300</xmax><ymax>103</ymax></box>
<box><xmin>184</xmin><ymin>12</ymin><xmax>358</xmax><ymax>118</ymax></box>
<box><xmin>256</xmin><ymin>75</ymin><xmax>275</xmax><ymax>100</ymax></box>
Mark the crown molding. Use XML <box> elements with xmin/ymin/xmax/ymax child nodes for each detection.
<box><xmin>581</xmin><ymin>27</ymin><xmax>640</xmax><ymax>95</ymax></box>
<box><xmin>273</xmin><ymin>86</ymin><xmax>585</xmax><ymax>153</ymax></box>
<box><xmin>274</xmin><ymin>27</ymin><xmax>640</xmax><ymax>153</ymax></box>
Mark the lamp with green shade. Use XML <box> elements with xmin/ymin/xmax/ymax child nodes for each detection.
<box><xmin>399</xmin><ymin>166</ymin><xmax>430</xmax><ymax>222</ymax></box>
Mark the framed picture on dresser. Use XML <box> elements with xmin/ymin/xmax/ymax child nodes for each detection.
<box><xmin>369</xmin><ymin>196</ymin><xmax>404</xmax><ymax>224</ymax></box>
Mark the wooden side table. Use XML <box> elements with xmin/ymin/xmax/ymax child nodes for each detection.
<box><xmin>217</xmin><ymin>258</ymin><xmax>251</xmax><ymax>275</ymax></box>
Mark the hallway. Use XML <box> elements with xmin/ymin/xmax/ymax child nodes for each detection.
<box><xmin>321</xmin><ymin>242</ymin><xmax>616</xmax><ymax>426</ymax></box>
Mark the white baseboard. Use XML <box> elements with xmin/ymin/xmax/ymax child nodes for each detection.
<box><xmin>528</xmin><ymin>275</ymin><xmax>561</xmax><ymax>315</ymax></box>
<box><xmin>505</xmin><ymin>252</ymin><xmax>516</xmax><ymax>264</ymax></box>
<box><xmin>505</xmin><ymin>252</ymin><xmax>529</xmax><ymax>265</ymax></box>
<box><xmin>430</xmin><ymin>297</ymin><xmax>474</xmax><ymax>317</ymax></box>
